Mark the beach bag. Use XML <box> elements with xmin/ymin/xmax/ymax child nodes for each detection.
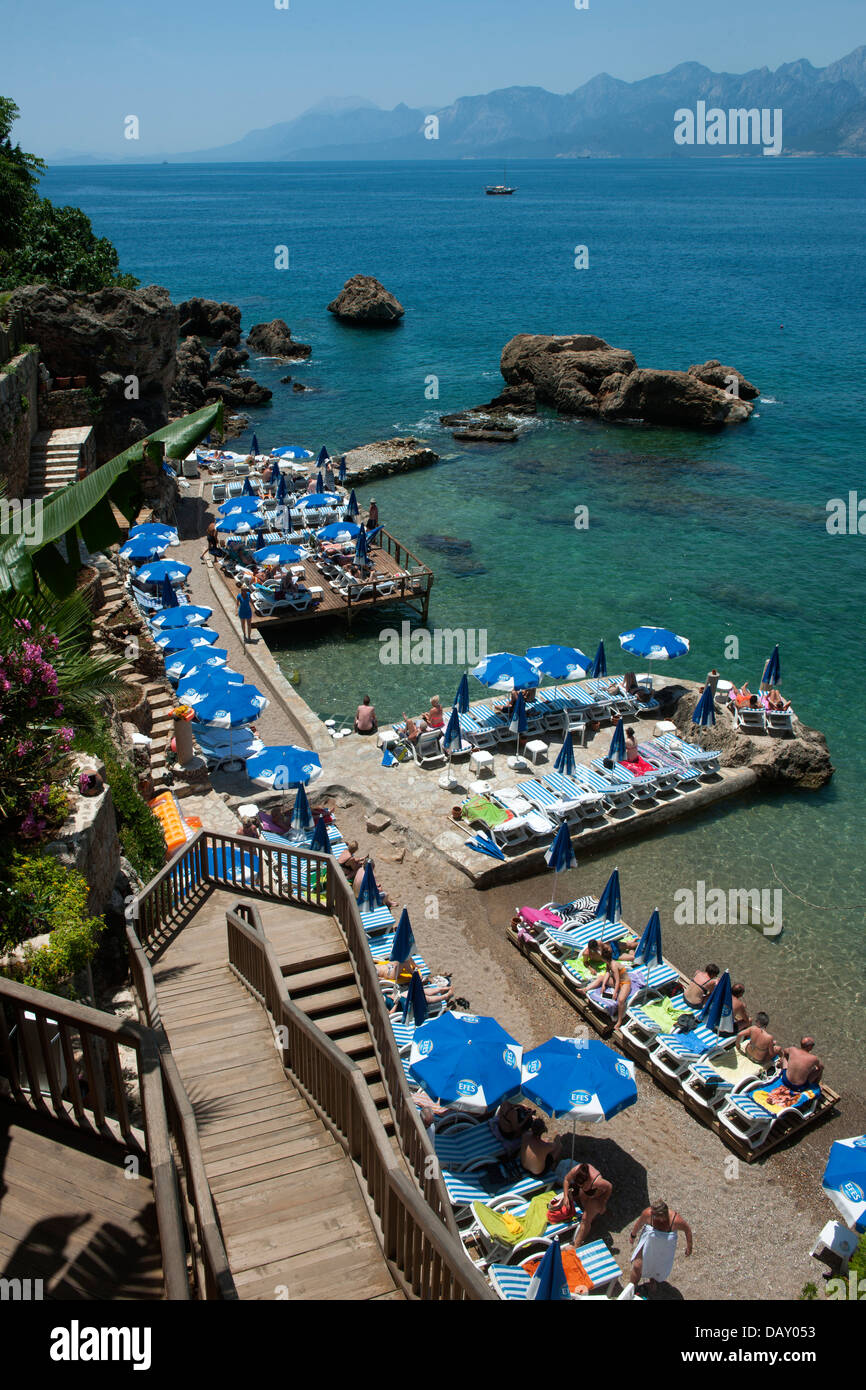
<box><xmin>547</xmin><ymin>1193</ymin><xmax>576</xmax><ymax>1224</ymax></box>
<box><xmin>674</xmin><ymin>1013</ymin><xmax>699</xmax><ymax>1033</ymax></box>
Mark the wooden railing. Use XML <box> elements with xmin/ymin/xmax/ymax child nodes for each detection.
<box><xmin>226</xmin><ymin>903</ymin><xmax>493</xmax><ymax>1301</ymax></box>
<box><xmin>0</xmin><ymin>975</ymin><xmax>190</xmax><ymax>1300</ymax></box>
<box><xmin>133</xmin><ymin>830</ymin><xmax>462</xmax><ymax>1235</ymax></box>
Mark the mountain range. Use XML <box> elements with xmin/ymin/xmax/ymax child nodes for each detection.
<box><xmin>50</xmin><ymin>46</ymin><xmax>866</xmax><ymax>163</ymax></box>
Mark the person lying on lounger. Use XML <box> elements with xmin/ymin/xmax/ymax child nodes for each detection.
<box><xmin>377</xmin><ymin>959</ymin><xmax>453</xmax><ymax>1008</ymax></box>
<box><xmin>338</xmin><ymin>840</ymin><xmax>364</xmax><ymax>876</ymax></box>
<box><xmin>780</xmin><ymin>1037</ymin><xmax>824</xmax><ymax>1090</ymax></box>
<box><xmin>623</xmin><ymin>672</ymin><xmax>654</xmax><ymax>704</ymax></box>
<box><xmin>520</xmin><ymin>1117</ymin><xmax>563</xmax><ymax>1176</ymax></box>
<box><xmin>737</xmin><ymin>1013</ymin><xmax>780</xmax><ymax>1072</ymax></box>
<box><xmin>572</xmin><ymin>943</ymin><xmax>631</xmax><ymax>1035</ymax></box>
<box><xmin>763</xmin><ymin>688</ymin><xmax>792</xmax><ymax>712</ymax></box>
<box><xmin>563</xmin><ymin>1162</ymin><xmax>613</xmax><ymax>1247</ymax></box>
<box><xmin>728</xmin><ymin>683</ymin><xmax>754</xmax><ymax>707</ymax></box>
<box><xmin>490</xmin><ymin>1100</ymin><xmax>535</xmax><ymax>1154</ymax></box>
<box><xmin>682</xmin><ymin>963</ymin><xmax>720</xmax><ymax>1009</ymax></box>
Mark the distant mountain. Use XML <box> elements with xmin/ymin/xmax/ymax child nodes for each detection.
<box><xmin>49</xmin><ymin>46</ymin><xmax>866</xmax><ymax>163</ymax></box>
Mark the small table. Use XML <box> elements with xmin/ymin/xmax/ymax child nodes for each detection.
<box><xmin>238</xmin><ymin>803</ymin><xmax>259</xmax><ymax>820</ymax></box>
<box><xmin>378</xmin><ymin>729</ymin><xmax>399</xmax><ymax>750</ymax></box>
<box><xmin>525</xmin><ymin>740</ymin><xmax>548</xmax><ymax>765</ymax></box>
<box><xmin>470</xmin><ymin>750</ymin><xmax>494</xmax><ymax>778</ymax></box>
<box><xmin>716</xmin><ymin>679</ymin><xmax>733</xmax><ymax>695</ymax></box>
<box><xmin>654</xmin><ymin>720</ymin><xmax>677</xmax><ymax>738</ymax></box>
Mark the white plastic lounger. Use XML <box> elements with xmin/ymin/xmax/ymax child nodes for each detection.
<box><xmin>737</xmin><ymin>707</ymin><xmax>767</xmax><ymax>733</ymax></box>
<box><xmin>656</xmin><ymin>733</ymin><xmax>720</xmax><ymax>771</ymax></box>
<box><xmin>367</xmin><ymin>935</ymin><xmax>429</xmax><ymax>980</ymax></box>
<box><xmin>488</xmin><ymin>1239</ymin><xmax>621</xmax><ymax>1298</ymax></box>
<box><xmin>651</xmin><ymin>1025</ymin><xmax>729</xmax><ymax>1081</ymax></box>
<box><xmin>571</xmin><ymin>766</ymin><xmax>634</xmax><ymax>810</ymax></box>
<box><xmin>542</xmin><ymin>772</ymin><xmax>607</xmax><ymax>818</ymax></box>
<box><xmin>360</xmin><ymin>904</ymin><xmax>395</xmax><ymax>936</ymax></box>
<box><xmin>681</xmin><ymin>1045</ymin><xmax>772</xmax><ymax>1114</ymax></box>
<box><xmin>464</xmin><ymin>1194</ymin><xmax>580</xmax><ymax>1267</ymax></box>
<box><xmin>620</xmin><ymin>992</ymin><xmax>692</xmax><ymax>1054</ymax></box>
<box><xmin>515</xmin><ymin>779</ymin><xmax>585</xmax><ymax>828</ymax></box>
<box><xmin>716</xmin><ymin>1078</ymin><xmax>822</xmax><ymax>1150</ymax></box>
<box><xmin>766</xmin><ymin>709</ymin><xmax>794</xmax><ymax>735</ymax></box>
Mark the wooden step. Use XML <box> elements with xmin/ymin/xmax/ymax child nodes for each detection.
<box><xmin>311</xmin><ymin>1006</ymin><xmax>368</xmax><ymax>1039</ymax></box>
<box><xmin>283</xmin><ymin>961</ymin><xmax>355</xmax><ymax>997</ymax></box>
<box><xmin>281</xmin><ymin>945</ymin><xmax>349</xmax><ymax>976</ymax></box>
<box><xmin>331</xmin><ymin>1030</ymin><xmax>375</xmax><ymax>1061</ymax></box>
<box><xmin>297</xmin><ymin>984</ymin><xmax>362</xmax><ymax>1018</ymax></box>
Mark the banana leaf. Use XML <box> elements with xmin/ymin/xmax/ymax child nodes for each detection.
<box><xmin>0</xmin><ymin>401</ymin><xmax>223</xmax><ymax>594</ymax></box>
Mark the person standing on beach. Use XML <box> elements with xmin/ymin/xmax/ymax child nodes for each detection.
<box><xmin>367</xmin><ymin>498</ymin><xmax>379</xmax><ymax>531</ymax></box>
<box><xmin>236</xmin><ymin>583</ymin><xmax>254</xmax><ymax>642</ymax></box>
<box><xmin>630</xmin><ymin>1201</ymin><xmax>692</xmax><ymax>1293</ymax></box>
<box><xmin>202</xmin><ymin>521</ymin><xmax>219</xmax><ymax>560</ymax></box>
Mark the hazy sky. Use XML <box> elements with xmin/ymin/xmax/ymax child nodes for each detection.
<box><xmin>5</xmin><ymin>0</ymin><xmax>864</xmax><ymax>156</ymax></box>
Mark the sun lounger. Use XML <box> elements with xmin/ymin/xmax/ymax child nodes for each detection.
<box><xmin>536</xmin><ymin>919</ymin><xmax>628</xmax><ymax>969</ymax></box>
<box><xmin>716</xmin><ymin>1077</ymin><xmax>822</xmax><ymax>1150</ymax></box>
<box><xmin>765</xmin><ymin>708</ymin><xmax>794</xmax><ymax>736</ymax></box>
<box><xmin>464</xmin><ymin>1191</ymin><xmax>580</xmax><ymax>1267</ymax></box>
<box><xmin>591</xmin><ymin>759</ymin><xmax>658</xmax><ymax>801</ymax></box>
<box><xmin>620</xmin><ymin>992</ymin><xmax>692</xmax><ymax>1053</ymax></box>
<box><xmin>433</xmin><ymin>1121</ymin><xmax>509</xmax><ymax>1170</ymax></box>
<box><xmin>639</xmin><ymin>742</ymin><xmax>701</xmax><ymax>788</ymax></box>
<box><xmin>488</xmin><ymin>1239</ymin><xmax>621</xmax><ymax>1298</ymax></box>
<box><xmin>655</xmin><ymin>732</ymin><xmax>721</xmax><ymax>773</ymax></box>
<box><xmin>737</xmin><ymin>707</ymin><xmax>767</xmax><ymax>733</ymax></box>
<box><xmin>359</xmin><ymin>904</ymin><xmax>395</xmax><ymax>936</ymax></box>
<box><xmin>681</xmin><ymin>1043</ymin><xmax>775</xmax><ymax>1113</ymax></box>
<box><xmin>367</xmin><ymin>934</ymin><xmax>429</xmax><ymax>979</ymax></box>
<box><xmin>514</xmin><ymin>779</ymin><xmax>586</xmax><ymax>828</ymax></box>
<box><xmin>570</xmin><ymin>765</ymin><xmax>634</xmax><ymax>811</ymax></box>
<box><xmin>442</xmin><ymin>1162</ymin><xmax>571</xmax><ymax>1223</ymax></box>
<box><xmin>413</xmin><ymin>731</ymin><xmax>446</xmax><ymax>768</ymax></box>
<box><xmin>651</xmin><ymin>1024</ymin><xmax>729</xmax><ymax>1081</ymax></box>
<box><xmin>542</xmin><ymin>772</ymin><xmax>607</xmax><ymax>819</ymax></box>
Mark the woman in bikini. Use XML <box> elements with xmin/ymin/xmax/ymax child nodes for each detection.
<box><xmin>562</xmin><ymin>1162</ymin><xmax>613</xmax><ymax>1246</ymax></box>
<box><xmin>520</xmin><ymin>1117</ymin><xmax>563</xmax><ymax>1176</ymax></box>
<box><xmin>573</xmin><ymin>944</ymin><xmax>631</xmax><ymax>1036</ymax></box>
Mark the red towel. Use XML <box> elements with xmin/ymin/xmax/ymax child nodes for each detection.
<box><xmin>620</xmin><ymin>755</ymin><xmax>655</xmax><ymax>776</ymax></box>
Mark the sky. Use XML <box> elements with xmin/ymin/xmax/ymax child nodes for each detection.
<box><xmin>4</xmin><ymin>0</ymin><xmax>865</xmax><ymax>157</ymax></box>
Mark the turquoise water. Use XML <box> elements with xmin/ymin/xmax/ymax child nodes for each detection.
<box><xmin>44</xmin><ymin>159</ymin><xmax>866</xmax><ymax>1091</ymax></box>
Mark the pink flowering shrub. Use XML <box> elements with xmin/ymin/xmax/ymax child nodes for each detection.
<box><xmin>0</xmin><ymin>618</ymin><xmax>74</xmax><ymax>834</ymax></box>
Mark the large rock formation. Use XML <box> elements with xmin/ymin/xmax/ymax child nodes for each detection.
<box><xmin>340</xmin><ymin>436</ymin><xmax>437</xmax><ymax>483</ymax></box>
<box><xmin>211</xmin><ymin>344</ymin><xmax>249</xmax><ymax>375</ymax></box>
<box><xmin>171</xmin><ymin>335</ymin><xmax>210</xmax><ymax>412</ymax></box>
<box><xmin>498</xmin><ymin>332</ymin><xmax>757</xmax><ymax>430</ymax></box>
<box><xmin>246</xmin><ymin>319</ymin><xmax>312</xmax><ymax>359</ymax></box>
<box><xmin>669</xmin><ymin>688</ymin><xmax>834</xmax><ymax>789</ymax></box>
<box><xmin>687</xmin><ymin>359</ymin><xmax>760</xmax><ymax>401</ymax></box>
<box><xmin>177</xmin><ymin>297</ymin><xmax>242</xmax><ymax>346</ymax></box>
<box><xmin>8</xmin><ymin>284</ymin><xmax>178</xmax><ymax>463</ymax></box>
<box><xmin>205</xmin><ymin>376</ymin><xmax>272</xmax><ymax>408</ymax></box>
<box><xmin>327</xmin><ymin>275</ymin><xmax>404</xmax><ymax>324</ymax></box>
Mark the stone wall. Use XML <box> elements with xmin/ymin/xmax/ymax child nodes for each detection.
<box><xmin>38</xmin><ymin>387</ymin><xmax>97</xmax><ymax>433</ymax></box>
<box><xmin>0</xmin><ymin>346</ymin><xmax>39</xmax><ymax>497</ymax></box>
<box><xmin>45</xmin><ymin>758</ymin><xmax>122</xmax><ymax>917</ymax></box>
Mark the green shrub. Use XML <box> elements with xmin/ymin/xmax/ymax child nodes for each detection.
<box><xmin>0</xmin><ymin>848</ymin><xmax>103</xmax><ymax>994</ymax></box>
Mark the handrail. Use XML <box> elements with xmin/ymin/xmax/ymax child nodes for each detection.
<box><xmin>226</xmin><ymin>903</ymin><xmax>493</xmax><ymax>1300</ymax></box>
<box><xmin>126</xmin><ymin>926</ymin><xmax>237</xmax><ymax>1300</ymax></box>
<box><xmin>0</xmin><ymin>975</ymin><xmax>189</xmax><ymax>1300</ymax></box>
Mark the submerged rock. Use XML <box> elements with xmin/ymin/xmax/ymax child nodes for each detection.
<box><xmin>417</xmin><ymin>534</ymin><xmax>473</xmax><ymax>556</ymax></box>
<box><xmin>327</xmin><ymin>274</ymin><xmax>404</xmax><ymax>324</ymax></box>
<box><xmin>247</xmin><ymin>318</ymin><xmax>312</xmax><ymax>360</ymax></box>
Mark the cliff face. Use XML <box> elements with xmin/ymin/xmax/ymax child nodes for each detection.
<box><xmin>8</xmin><ymin>285</ymin><xmax>178</xmax><ymax>464</ymax></box>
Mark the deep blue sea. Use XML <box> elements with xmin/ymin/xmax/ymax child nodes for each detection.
<box><xmin>43</xmin><ymin>159</ymin><xmax>866</xmax><ymax>1090</ymax></box>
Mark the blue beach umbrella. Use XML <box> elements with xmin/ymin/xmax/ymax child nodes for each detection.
<box><xmin>129</xmin><ymin>522</ymin><xmax>177</xmax><ymax>543</ymax></box>
<box><xmin>443</xmin><ymin>707</ymin><xmax>463</xmax><ymax>756</ymax></box>
<box><xmin>633</xmin><ymin>909</ymin><xmax>664</xmax><ymax>971</ymax></box>
<box><xmin>309</xmin><ymin>815</ymin><xmax>331</xmax><ymax>854</ymax></box>
<box><xmin>135</xmin><ymin>559</ymin><xmax>191</xmax><ymax>585</ymax></box>
<box><xmin>270</xmin><ymin>455</ymin><xmax>281</xmax><ymax>480</ymax></box>
<box><xmin>466</xmin><ymin>829</ymin><xmax>506</xmax><ymax>861</ymax></box>
<box><xmin>150</xmin><ymin>603</ymin><xmax>212</xmax><ymax>630</ymax></box>
<box><xmin>164</xmin><ymin>647</ymin><xmax>231</xmax><ymax>682</ymax></box>
<box><xmin>407</xmin><ymin>1012</ymin><xmax>522</xmax><ymax>1113</ymax></box>
<box><xmin>215</xmin><ymin>512</ymin><xmax>263</xmax><ymax>534</ymax></box>
<box><xmin>255</xmin><ymin>529</ymin><xmax>266</xmax><ymax>552</ymax></box>
<box><xmin>692</xmin><ymin>684</ymin><xmax>716</xmax><ymax>727</ymax></box>
<box><xmin>275</xmin><ymin>473</ymin><xmax>288</xmax><ymax>506</ymax></box>
<box><xmin>316</xmin><ymin>471</ymin><xmax>324</xmax><ymax>493</ymax></box>
<box><xmin>822</xmin><ymin>1136</ymin><xmax>866</xmax><ymax>1233</ymax></box>
<box><xmin>273</xmin><ymin>445</ymin><xmax>314</xmax><ymax>460</ymax></box>
<box><xmin>177</xmin><ymin>668</ymin><xmax>245</xmax><ymax>706</ymax></box>
<box><xmin>245</xmin><ymin>745</ymin><xmax>322</xmax><ymax>789</ymax></box>
<box><xmin>527</xmin><ymin>1241</ymin><xmax>570</xmax><ymax>1302</ymax></box>
<box><xmin>346</xmin><ymin>489</ymin><xmax>359</xmax><ymax>519</ymax></box>
<box><xmin>521</xmin><ymin>1036</ymin><xmax>637</xmax><ymax>1123</ymax></box>
<box><xmin>596</xmin><ymin>868</ymin><xmax>622</xmax><ymax>924</ymax></box>
<box><xmin>296</xmin><ymin>493</ymin><xmax>341</xmax><ymax>509</ymax></box>
<box><xmin>526</xmin><ymin>643</ymin><xmax>591</xmax><ymax>681</ymax></box>
<box><xmin>698</xmin><ymin>969</ymin><xmax>735</xmax><ymax>1036</ymax></box>
<box><xmin>290</xmin><ymin>783</ymin><xmax>314</xmax><ymax>834</ymax></box>
<box><xmin>154</xmin><ymin>627</ymin><xmax>219</xmax><ymax>653</ymax></box>
<box><xmin>242</xmin><ymin>477</ymin><xmax>255</xmax><ymax>497</ymax></box>
<box><xmin>316</xmin><ymin>446</ymin><xmax>330</xmax><ymax>468</ymax></box>
<box><xmin>253</xmin><ymin>543</ymin><xmax>302</xmax><ymax>565</ymax></box>
<box><xmin>403</xmin><ymin>970</ymin><xmax>428</xmax><ymax>1028</ymax></box>
<box><xmin>119</xmin><ymin>535</ymin><xmax>169</xmax><ymax>562</ymax></box>
<box><xmin>545</xmin><ymin>821</ymin><xmax>576</xmax><ymax>876</ymax></box>
<box><xmin>316</xmin><ymin>522</ymin><xmax>360</xmax><ymax>542</ymax></box>
<box><xmin>251</xmin><ymin>433</ymin><xmax>260</xmax><ymax>456</ymax></box>
<box><xmin>589</xmin><ymin>641</ymin><xmax>607</xmax><ymax>679</ymax></box>
<box><xmin>619</xmin><ymin>625</ymin><xmax>690</xmax><ymax>661</ymax></box>
<box><xmin>356</xmin><ymin>860</ymin><xmax>384</xmax><ymax>910</ymax></box>
<box><xmin>472</xmin><ymin>651</ymin><xmax>538</xmax><ymax>692</ymax></box>
<box><xmin>554</xmin><ymin>733</ymin><xmax>576</xmax><ymax>777</ymax></box>
<box><xmin>762</xmin><ymin>644</ymin><xmax>781</xmax><ymax>688</ymax></box>
<box><xmin>608</xmin><ymin>719</ymin><xmax>626</xmax><ymax>762</ymax></box>
<box><xmin>338</xmin><ymin>457</ymin><xmax>346</xmax><ymax>483</ymax></box>
<box><xmin>354</xmin><ymin>527</ymin><xmax>370</xmax><ymax>568</ymax></box>
<box><xmin>192</xmin><ymin>682</ymin><xmax>269</xmax><ymax>728</ymax></box>
<box><xmin>160</xmin><ymin>576</ymin><xmax>179</xmax><ymax>610</ymax></box>
<box><xmin>218</xmin><ymin>495</ymin><xmax>262</xmax><ymax>515</ymax></box>
<box><xmin>454</xmin><ymin>673</ymin><xmax>470</xmax><ymax>714</ymax></box>
<box><xmin>390</xmin><ymin>908</ymin><xmax>416</xmax><ymax>965</ymax></box>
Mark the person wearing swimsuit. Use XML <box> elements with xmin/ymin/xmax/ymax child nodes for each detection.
<box><xmin>236</xmin><ymin>583</ymin><xmax>253</xmax><ymax>642</ymax></box>
<box><xmin>630</xmin><ymin>1200</ymin><xmax>692</xmax><ymax>1292</ymax></box>
<box><xmin>563</xmin><ymin>1162</ymin><xmax>613</xmax><ymax>1246</ymax></box>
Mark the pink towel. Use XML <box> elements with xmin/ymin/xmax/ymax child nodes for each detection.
<box><xmin>520</xmin><ymin>907</ymin><xmax>563</xmax><ymax>928</ymax></box>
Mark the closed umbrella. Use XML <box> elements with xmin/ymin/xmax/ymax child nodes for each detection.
<box><xmin>245</xmin><ymin>745</ymin><xmax>322</xmax><ymax>789</ymax></box>
<box><xmin>134</xmin><ymin>559</ymin><xmax>190</xmax><ymax>585</ymax></box>
<box><xmin>454</xmin><ymin>673</ymin><xmax>470</xmax><ymax>714</ymax></box>
<box><xmin>316</xmin><ymin>471</ymin><xmax>324</xmax><ymax>493</ymax></box>
<box><xmin>316</xmin><ymin>446</ymin><xmax>330</xmax><ymax>468</ymax></box>
<box><xmin>692</xmin><ymin>684</ymin><xmax>716</xmax><ymax>727</ymax></box>
<box><xmin>607</xmin><ymin>719</ymin><xmax>626</xmax><ymax>762</ymax></box>
<box><xmin>150</xmin><ymin>603</ymin><xmax>212</xmax><ymax>631</ymax></box>
<box><xmin>821</xmin><ymin>1136</ymin><xmax>866</xmax><ymax>1234</ymax></box>
<box><xmin>554</xmin><ymin>733</ymin><xmax>575</xmax><ymax>777</ymax></box>
<box><xmin>242</xmin><ymin>477</ymin><xmax>255</xmax><ymax>497</ymax></box>
<box><xmin>527</xmin><ymin>1242</ymin><xmax>570</xmax><ymax>1301</ymax></box>
<box><xmin>403</xmin><ymin>971</ymin><xmax>428</xmax><ymax>1028</ymax></box>
<box><xmin>309</xmin><ymin>816</ymin><xmax>331</xmax><ymax>854</ymax></box>
<box><xmin>442</xmin><ymin>706</ymin><xmax>463</xmax><ymax>781</ymax></box>
<box><xmin>509</xmin><ymin>691</ymin><xmax>528</xmax><ymax>761</ymax></box>
<box><xmin>407</xmin><ymin>1012</ymin><xmax>522</xmax><ymax>1113</ymax></box>
<box><xmin>697</xmin><ymin>969</ymin><xmax>735</xmax><ymax>1037</ymax></box>
<box><xmin>761</xmin><ymin>644</ymin><xmax>781</xmax><ymax>689</ymax></box>
<box><xmin>276</xmin><ymin>473</ymin><xmax>288</xmax><ymax>506</ymax></box>
<box><xmin>338</xmin><ymin>457</ymin><xmax>346</xmax><ymax>483</ymax></box>
<box><xmin>160</xmin><ymin>576</ymin><xmax>179</xmax><ymax>610</ymax></box>
<box><xmin>472</xmin><ymin>651</ymin><xmax>538</xmax><ymax>692</ymax></box>
<box><xmin>290</xmin><ymin>783</ymin><xmax>314</xmax><ymax>835</ymax></box>
<box><xmin>619</xmin><ymin>626</ymin><xmax>690</xmax><ymax>661</ymax></box>
<box><xmin>596</xmin><ymin>868</ymin><xmax>622</xmax><ymax>924</ymax></box>
<box><xmin>251</xmin><ymin>433</ymin><xmax>260</xmax><ymax>456</ymax></box>
<box><xmin>354</xmin><ymin>527</ymin><xmax>370</xmax><ymax>568</ymax></box>
<box><xmin>356</xmin><ymin>861</ymin><xmax>383</xmax><ymax>911</ymax></box>
<box><xmin>466</xmin><ymin>829</ymin><xmax>506</xmax><ymax>861</ymax></box>
<box><xmin>154</xmin><ymin>627</ymin><xmax>219</xmax><ymax>653</ymax></box>
<box><xmin>390</xmin><ymin>909</ymin><xmax>416</xmax><ymax>966</ymax></box>
<box><xmin>589</xmin><ymin>641</ymin><xmax>607</xmax><ymax>679</ymax></box>
<box><xmin>545</xmin><ymin>821</ymin><xmax>577</xmax><ymax>895</ymax></box>
<box><xmin>633</xmin><ymin>909</ymin><xmax>665</xmax><ymax>990</ymax></box>
<box><xmin>346</xmin><ymin>489</ymin><xmax>359</xmax><ymax>519</ymax></box>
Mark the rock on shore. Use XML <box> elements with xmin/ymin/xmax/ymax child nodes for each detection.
<box><xmin>246</xmin><ymin>319</ymin><xmax>312</xmax><ymax>360</ymax></box>
<box><xmin>177</xmin><ymin>297</ymin><xmax>242</xmax><ymax>346</ymax></box>
<box><xmin>669</xmin><ymin>688</ymin><xmax>834</xmax><ymax>789</ymax></box>
<box><xmin>327</xmin><ymin>275</ymin><xmax>404</xmax><ymax>324</ymax></box>
<box><xmin>499</xmin><ymin>332</ymin><xmax>757</xmax><ymax>429</ymax></box>
<box><xmin>340</xmin><ymin>436</ymin><xmax>437</xmax><ymax>483</ymax></box>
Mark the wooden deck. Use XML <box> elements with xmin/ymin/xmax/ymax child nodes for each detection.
<box><xmin>148</xmin><ymin>889</ymin><xmax>404</xmax><ymax>1300</ymax></box>
<box><xmin>0</xmin><ymin>1101</ymin><xmax>164</xmax><ymax>1299</ymax></box>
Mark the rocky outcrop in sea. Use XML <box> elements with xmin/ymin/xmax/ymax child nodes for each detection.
<box><xmin>247</xmin><ymin>319</ymin><xmax>312</xmax><ymax>360</ymax></box>
<box><xmin>327</xmin><ymin>275</ymin><xmax>404</xmax><ymax>324</ymax></box>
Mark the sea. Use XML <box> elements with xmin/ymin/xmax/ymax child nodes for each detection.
<box><xmin>43</xmin><ymin>158</ymin><xmax>866</xmax><ymax>1099</ymax></box>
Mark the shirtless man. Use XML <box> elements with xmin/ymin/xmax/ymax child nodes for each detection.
<box><xmin>562</xmin><ymin>1162</ymin><xmax>613</xmax><ymax>1247</ymax></box>
<box><xmin>520</xmin><ymin>1118</ymin><xmax>563</xmax><ymax>1176</ymax></box>
<box><xmin>737</xmin><ymin>1013</ymin><xmax>780</xmax><ymax>1072</ymax></box>
<box><xmin>731</xmin><ymin>983</ymin><xmax>750</xmax><ymax>1031</ymax></box>
<box><xmin>781</xmin><ymin>1037</ymin><xmax>824</xmax><ymax>1090</ymax></box>
<box><xmin>682</xmin><ymin>963</ymin><xmax>719</xmax><ymax>1009</ymax></box>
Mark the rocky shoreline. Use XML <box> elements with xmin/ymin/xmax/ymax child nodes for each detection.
<box><xmin>339</xmin><ymin>436</ymin><xmax>439</xmax><ymax>484</ymax></box>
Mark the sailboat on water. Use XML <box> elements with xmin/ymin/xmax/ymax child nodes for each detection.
<box><xmin>485</xmin><ymin>164</ymin><xmax>516</xmax><ymax>195</ymax></box>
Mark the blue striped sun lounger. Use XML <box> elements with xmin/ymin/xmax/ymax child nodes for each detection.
<box><xmin>515</xmin><ymin>780</ymin><xmax>584</xmax><ymax>823</ymax></box>
<box><xmin>591</xmin><ymin>760</ymin><xmax>658</xmax><ymax>799</ymax></box>
<box><xmin>442</xmin><ymin>1168</ymin><xmax>548</xmax><ymax>1213</ymax></box>
<box><xmin>570</xmin><ymin>766</ymin><xmax>633</xmax><ymax>808</ymax></box>
<box><xmin>434</xmin><ymin>1123</ymin><xmax>506</xmax><ymax>1169</ymax></box>
<box><xmin>469</xmin><ymin>1194</ymin><xmax>580</xmax><ymax>1255</ymax></box>
<box><xmin>543</xmin><ymin>772</ymin><xmax>606</xmax><ymax>813</ymax></box>
<box><xmin>390</xmin><ymin>1020</ymin><xmax>415</xmax><ymax>1050</ymax></box>
<box><xmin>639</xmin><ymin>743</ymin><xmax>701</xmax><ymax>787</ymax></box>
<box><xmin>360</xmin><ymin>904</ymin><xmax>395</xmax><ymax>935</ymax></box>
<box><xmin>488</xmin><ymin>1240</ymin><xmax>621</xmax><ymax>1298</ymax></box>
<box><xmin>656</xmin><ymin>733</ymin><xmax>721</xmax><ymax>769</ymax></box>
<box><xmin>652</xmin><ymin>1024</ymin><xmax>727</xmax><ymax>1078</ymax></box>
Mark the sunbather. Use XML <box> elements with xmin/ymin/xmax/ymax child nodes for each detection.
<box><xmin>682</xmin><ymin>963</ymin><xmax>720</xmax><ymax>1009</ymax></box>
<box><xmin>490</xmin><ymin>1100</ymin><xmax>535</xmax><ymax>1154</ymax></box>
<box><xmin>354</xmin><ymin>695</ymin><xmax>378</xmax><ymax>733</ymax></box>
<box><xmin>764</xmin><ymin>688</ymin><xmax>792</xmax><ymax>712</ymax></box>
<box><xmin>338</xmin><ymin>840</ymin><xmax>364</xmax><ymax>877</ymax></box>
<box><xmin>520</xmin><ymin>1117</ymin><xmax>563</xmax><ymax>1176</ymax></box>
<box><xmin>562</xmin><ymin>1162</ymin><xmax>613</xmax><ymax>1247</ymax></box>
<box><xmin>572</xmin><ymin>944</ymin><xmax>631</xmax><ymax>1035</ymax></box>
<box><xmin>622</xmin><ymin>726</ymin><xmax>656</xmax><ymax>775</ymax></box>
<box><xmin>780</xmin><ymin>1037</ymin><xmax>824</xmax><ymax>1090</ymax></box>
<box><xmin>378</xmin><ymin>959</ymin><xmax>453</xmax><ymax>1007</ymax></box>
<box><xmin>728</xmin><ymin>683</ymin><xmax>753</xmax><ymax>708</ymax></box>
<box><xmin>736</xmin><ymin>1013</ymin><xmax>780</xmax><ymax>1071</ymax></box>
<box><xmin>731</xmin><ymin>982</ymin><xmax>750</xmax><ymax>1031</ymax></box>
<box><xmin>623</xmin><ymin>672</ymin><xmax>654</xmax><ymax>704</ymax></box>
<box><xmin>630</xmin><ymin>1201</ymin><xmax>692</xmax><ymax>1293</ymax></box>
<box><xmin>353</xmin><ymin>857</ymin><xmax>396</xmax><ymax>910</ymax></box>
<box><xmin>425</xmin><ymin>696</ymin><xmax>445</xmax><ymax>729</ymax></box>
